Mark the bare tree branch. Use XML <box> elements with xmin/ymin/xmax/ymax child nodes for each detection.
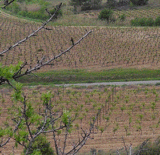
<box><xmin>132</xmin><ymin>138</ymin><xmax>150</xmax><ymax>155</ymax></box>
<box><xmin>66</xmin><ymin>109</ymin><xmax>101</xmax><ymax>155</ymax></box>
<box><xmin>45</xmin><ymin>8</ymin><xmax>52</xmax><ymax>17</ymax></box>
<box><xmin>116</xmin><ymin>149</ymin><xmax>120</xmax><ymax>155</ymax></box>
<box><xmin>2</xmin><ymin>0</ymin><xmax>15</xmax><ymax>9</ymax></box>
<box><xmin>0</xmin><ymin>1</ymin><xmax>92</xmax><ymax>88</ymax></box>
<box><xmin>62</xmin><ymin>122</ymin><xmax>70</xmax><ymax>155</ymax></box>
<box><xmin>13</xmin><ymin>30</ymin><xmax>92</xmax><ymax>80</ymax></box>
<box><xmin>122</xmin><ymin>136</ymin><xmax>129</xmax><ymax>155</ymax></box>
<box><xmin>0</xmin><ymin>77</ymin><xmax>16</xmax><ymax>90</ymax></box>
<box><xmin>0</xmin><ymin>1</ymin><xmax>95</xmax><ymax>154</ymax></box>
<box><xmin>0</xmin><ymin>3</ymin><xmax>62</xmax><ymax>56</ymax></box>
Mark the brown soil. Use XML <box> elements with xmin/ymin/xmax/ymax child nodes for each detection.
<box><xmin>1</xmin><ymin>85</ymin><xmax>160</xmax><ymax>154</ymax></box>
<box><xmin>0</xmin><ymin>14</ymin><xmax>160</xmax><ymax>73</ymax></box>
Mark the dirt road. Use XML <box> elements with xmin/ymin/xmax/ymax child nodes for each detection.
<box><xmin>56</xmin><ymin>80</ymin><xmax>160</xmax><ymax>87</ymax></box>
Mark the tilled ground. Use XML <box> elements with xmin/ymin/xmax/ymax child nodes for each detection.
<box><xmin>0</xmin><ymin>85</ymin><xmax>160</xmax><ymax>154</ymax></box>
<box><xmin>0</xmin><ymin>14</ymin><xmax>160</xmax><ymax>73</ymax></box>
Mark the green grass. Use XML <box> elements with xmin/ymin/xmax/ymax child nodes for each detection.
<box><xmin>17</xmin><ymin>68</ymin><xmax>160</xmax><ymax>85</ymax></box>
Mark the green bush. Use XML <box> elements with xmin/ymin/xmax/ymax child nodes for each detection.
<box><xmin>130</xmin><ymin>0</ymin><xmax>148</xmax><ymax>5</ymax></box>
<box><xmin>131</xmin><ymin>17</ymin><xmax>155</xmax><ymax>26</ymax></box>
<box><xmin>145</xmin><ymin>17</ymin><xmax>155</xmax><ymax>26</ymax></box>
<box><xmin>27</xmin><ymin>11</ymin><xmax>48</xmax><ymax>20</ymax></box>
<box><xmin>70</xmin><ymin>0</ymin><xmax>102</xmax><ymax>11</ymax></box>
<box><xmin>107</xmin><ymin>0</ymin><xmax>116</xmax><ymax>8</ymax></box>
<box><xmin>6</xmin><ymin>2</ymin><xmax>21</xmax><ymax>14</ymax></box>
<box><xmin>155</xmin><ymin>16</ymin><xmax>160</xmax><ymax>26</ymax></box>
<box><xmin>5</xmin><ymin>0</ymin><xmax>53</xmax><ymax>20</ymax></box>
<box><xmin>81</xmin><ymin>1</ymin><xmax>92</xmax><ymax>11</ymax></box>
<box><xmin>18</xmin><ymin>10</ymin><xmax>28</xmax><ymax>17</ymax></box>
<box><xmin>17</xmin><ymin>10</ymin><xmax>48</xmax><ymax>20</ymax></box>
<box><xmin>17</xmin><ymin>5</ymin><xmax>63</xmax><ymax>21</ymax></box>
<box><xmin>70</xmin><ymin>0</ymin><xmax>86</xmax><ymax>6</ymax></box>
<box><xmin>24</xmin><ymin>135</ymin><xmax>55</xmax><ymax>155</ymax></box>
<box><xmin>98</xmin><ymin>9</ymin><xmax>113</xmax><ymax>22</ymax></box>
<box><xmin>138</xmin><ymin>18</ymin><xmax>148</xmax><ymax>26</ymax></box>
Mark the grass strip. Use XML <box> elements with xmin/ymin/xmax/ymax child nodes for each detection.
<box><xmin>17</xmin><ymin>68</ymin><xmax>160</xmax><ymax>86</ymax></box>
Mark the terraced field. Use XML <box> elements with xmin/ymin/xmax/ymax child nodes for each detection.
<box><xmin>1</xmin><ymin>85</ymin><xmax>160</xmax><ymax>154</ymax></box>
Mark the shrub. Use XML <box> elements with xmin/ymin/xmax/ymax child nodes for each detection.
<box><xmin>24</xmin><ymin>135</ymin><xmax>55</xmax><ymax>155</ymax></box>
<box><xmin>70</xmin><ymin>0</ymin><xmax>102</xmax><ymax>11</ymax></box>
<box><xmin>70</xmin><ymin>0</ymin><xmax>86</xmax><ymax>6</ymax></box>
<box><xmin>155</xmin><ymin>16</ymin><xmax>160</xmax><ymax>26</ymax></box>
<box><xmin>90</xmin><ymin>0</ymin><xmax>102</xmax><ymax>9</ymax></box>
<box><xmin>131</xmin><ymin>17</ymin><xmax>154</xmax><ymax>26</ymax></box>
<box><xmin>28</xmin><ymin>11</ymin><xmax>48</xmax><ymax>20</ymax></box>
<box><xmin>17</xmin><ymin>5</ymin><xmax>63</xmax><ymax>21</ymax></box>
<box><xmin>145</xmin><ymin>17</ymin><xmax>154</xmax><ymax>26</ymax></box>
<box><xmin>81</xmin><ymin>1</ymin><xmax>92</xmax><ymax>10</ymax></box>
<box><xmin>138</xmin><ymin>18</ymin><xmax>148</xmax><ymax>26</ymax></box>
<box><xmin>5</xmin><ymin>0</ymin><xmax>53</xmax><ymax>20</ymax></box>
<box><xmin>98</xmin><ymin>9</ymin><xmax>113</xmax><ymax>22</ymax></box>
<box><xmin>18</xmin><ymin>10</ymin><xmax>48</xmax><ymax>20</ymax></box>
<box><xmin>106</xmin><ymin>0</ymin><xmax>116</xmax><ymax>8</ymax></box>
<box><xmin>6</xmin><ymin>2</ymin><xmax>21</xmax><ymax>14</ymax></box>
<box><xmin>131</xmin><ymin>17</ymin><xmax>138</xmax><ymax>26</ymax></box>
<box><xmin>130</xmin><ymin>0</ymin><xmax>149</xmax><ymax>5</ymax></box>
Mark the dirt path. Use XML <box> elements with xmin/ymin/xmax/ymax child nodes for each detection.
<box><xmin>56</xmin><ymin>80</ymin><xmax>160</xmax><ymax>87</ymax></box>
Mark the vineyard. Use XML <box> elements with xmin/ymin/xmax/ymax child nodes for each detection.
<box><xmin>1</xmin><ymin>85</ymin><xmax>160</xmax><ymax>154</ymax></box>
<box><xmin>0</xmin><ymin>13</ymin><xmax>160</xmax><ymax>73</ymax></box>
<box><xmin>0</xmin><ymin>1</ymin><xmax>160</xmax><ymax>154</ymax></box>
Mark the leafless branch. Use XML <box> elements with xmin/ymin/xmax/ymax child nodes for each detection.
<box><xmin>13</xmin><ymin>30</ymin><xmax>92</xmax><ymax>80</ymax></box>
<box><xmin>132</xmin><ymin>138</ymin><xmax>150</xmax><ymax>155</ymax></box>
<box><xmin>0</xmin><ymin>3</ymin><xmax>64</xmax><ymax>87</ymax></box>
<box><xmin>0</xmin><ymin>3</ymin><xmax>62</xmax><ymax>56</ymax></box>
<box><xmin>116</xmin><ymin>149</ymin><xmax>120</xmax><ymax>155</ymax></box>
<box><xmin>0</xmin><ymin>1</ymin><xmax>92</xmax><ymax>87</ymax></box>
<box><xmin>41</xmin><ymin>126</ymin><xmax>66</xmax><ymax>133</ymax></box>
<box><xmin>122</xmin><ymin>136</ymin><xmax>129</xmax><ymax>155</ymax></box>
<box><xmin>62</xmin><ymin>121</ymin><xmax>70</xmax><ymax>155</ymax></box>
<box><xmin>2</xmin><ymin>0</ymin><xmax>15</xmax><ymax>9</ymax></box>
<box><xmin>129</xmin><ymin>144</ymin><xmax>132</xmax><ymax>155</ymax></box>
<box><xmin>0</xmin><ymin>1</ymin><xmax>94</xmax><ymax>154</ymax></box>
<box><xmin>53</xmin><ymin>131</ymin><xmax>59</xmax><ymax>155</ymax></box>
<box><xmin>0</xmin><ymin>77</ymin><xmax>16</xmax><ymax>90</ymax></box>
<box><xmin>45</xmin><ymin>8</ymin><xmax>52</xmax><ymax>17</ymax></box>
<box><xmin>66</xmin><ymin>109</ymin><xmax>101</xmax><ymax>155</ymax></box>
